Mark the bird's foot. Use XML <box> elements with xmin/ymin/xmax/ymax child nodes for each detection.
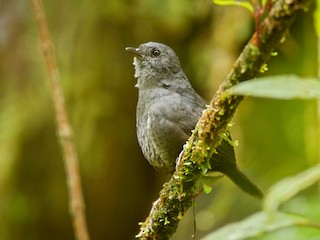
<box><xmin>175</xmin><ymin>149</ymin><xmax>185</xmax><ymax>171</ymax></box>
<box><xmin>148</xmin><ymin>198</ymin><xmax>160</xmax><ymax>232</ymax></box>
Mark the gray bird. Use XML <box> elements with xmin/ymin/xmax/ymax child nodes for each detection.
<box><xmin>126</xmin><ymin>42</ymin><xmax>262</xmax><ymax>198</ymax></box>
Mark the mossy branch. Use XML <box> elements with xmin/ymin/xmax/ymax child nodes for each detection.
<box><xmin>136</xmin><ymin>0</ymin><xmax>313</xmax><ymax>239</ymax></box>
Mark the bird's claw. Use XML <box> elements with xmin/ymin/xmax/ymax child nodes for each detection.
<box><xmin>175</xmin><ymin>148</ymin><xmax>185</xmax><ymax>171</ymax></box>
<box><xmin>148</xmin><ymin>198</ymin><xmax>160</xmax><ymax>232</ymax></box>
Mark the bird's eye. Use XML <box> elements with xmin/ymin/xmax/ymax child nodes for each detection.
<box><xmin>151</xmin><ymin>48</ymin><xmax>161</xmax><ymax>57</ymax></box>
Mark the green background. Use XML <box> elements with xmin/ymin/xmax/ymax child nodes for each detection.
<box><xmin>0</xmin><ymin>1</ymin><xmax>317</xmax><ymax>239</ymax></box>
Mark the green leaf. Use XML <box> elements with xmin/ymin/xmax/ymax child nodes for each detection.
<box><xmin>213</xmin><ymin>0</ymin><xmax>254</xmax><ymax>13</ymax></box>
<box><xmin>263</xmin><ymin>165</ymin><xmax>320</xmax><ymax>217</ymax></box>
<box><xmin>226</xmin><ymin>75</ymin><xmax>320</xmax><ymax>100</ymax></box>
<box><xmin>201</xmin><ymin>174</ymin><xmax>224</xmax><ymax>194</ymax></box>
<box><xmin>203</xmin><ymin>183</ymin><xmax>213</xmax><ymax>194</ymax></box>
<box><xmin>202</xmin><ymin>212</ymin><xmax>320</xmax><ymax>240</ymax></box>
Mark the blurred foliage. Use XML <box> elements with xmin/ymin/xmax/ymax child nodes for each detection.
<box><xmin>227</xmin><ymin>75</ymin><xmax>320</xmax><ymax>100</ymax></box>
<box><xmin>0</xmin><ymin>0</ymin><xmax>318</xmax><ymax>240</ymax></box>
<box><xmin>202</xmin><ymin>165</ymin><xmax>320</xmax><ymax>239</ymax></box>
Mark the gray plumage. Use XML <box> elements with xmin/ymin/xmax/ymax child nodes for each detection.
<box><xmin>126</xmin><ymin>42</ymin><xmax>262</xmax><ymax>198</ymax></box>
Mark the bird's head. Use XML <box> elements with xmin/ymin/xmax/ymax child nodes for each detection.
<box><xmin>126</xmin><ymin>42</ymin><xmax>183</xmax><ymax>88</ymax></box>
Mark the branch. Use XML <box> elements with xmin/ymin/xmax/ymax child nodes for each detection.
<box><xmin>30</xmin><ymin>1</ymin><xmax>90</xmax><ymax>240</ymax></box>
<box><xmin>136</xmin><ymin>0</ymin><xmax>313</xmax><ymax>239</ymax></box>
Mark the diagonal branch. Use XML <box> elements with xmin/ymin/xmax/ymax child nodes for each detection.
<box><xmin>136</xmin><ymin>0</ymin><xmax>313</xmax><ymax>239</ymax></box>
<box><xmin>30</xmin><ymin>1</ymin><xmax>90</xmax><ymax>240</ymax></box>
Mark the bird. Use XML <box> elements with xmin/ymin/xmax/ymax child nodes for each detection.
<box><xmin>126</xmin><ymin>42</ymin><xmax>263</xmax><ymax>198</ymax></box>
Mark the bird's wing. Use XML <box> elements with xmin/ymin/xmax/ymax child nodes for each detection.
<box><xmin>146</xmin><ymin>90</ymin><xmax>236</xmax><ymax>172</ymax></box>
<box><xmin>146</xmin><ymin>94</ymin><xmax>202</xmax><ymax>172</ymax></box>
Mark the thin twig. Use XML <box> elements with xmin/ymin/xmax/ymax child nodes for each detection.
<box><xmin>30</xmin><ymin>1</ymin><xmax>90</xmax><ymax>240</ymax></box>
<box><xmin>137</xmin><ymin>0</ymin><xmax>313</xmax><ymax>239</ymax></box>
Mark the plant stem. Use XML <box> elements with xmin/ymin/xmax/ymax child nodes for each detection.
<box><xmin>30</xmin><ymin>1</ymin><xmax>90</xmax><ymax>240</ymax></box>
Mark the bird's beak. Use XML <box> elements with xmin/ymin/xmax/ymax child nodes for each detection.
<box><xmin>125</xmin><ymin>47</ymin><xmax>142</xmax><ymax>57</ymax></box>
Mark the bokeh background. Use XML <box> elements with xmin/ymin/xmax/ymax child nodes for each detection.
<box><xmin>0</xmin><ymin>0</ymin><xmax>318</xmax><ymax>239</ymax></box>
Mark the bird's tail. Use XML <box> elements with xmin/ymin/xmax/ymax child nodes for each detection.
<box><xmin>222</xmin><ymin>166</ymin><xmax>263</xmax><ymax>198</ymax></box>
